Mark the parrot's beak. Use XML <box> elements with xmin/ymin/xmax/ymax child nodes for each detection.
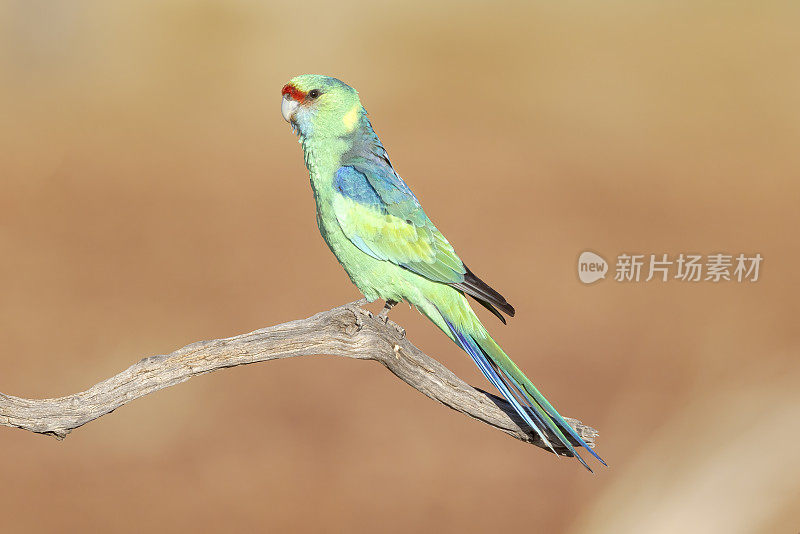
<box><xmin>281</xmin><ymin>95</ymin><xmax>299</xmax><ymax>123</ymax></box>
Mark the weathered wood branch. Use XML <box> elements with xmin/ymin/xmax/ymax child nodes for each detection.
<box><xmin>0</xmin><ymin>301</ymin><xmax>597</xmax><ymax>455</ymax></box>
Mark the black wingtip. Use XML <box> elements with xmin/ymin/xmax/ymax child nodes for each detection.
<box><xmin>477</xmin><ymin>300</ymin><xmax>507</xmax><ymax>324</ymax></box>
<box><xmin>453</xmin><ymin>265</ymin><xmax>515</xmax><ymax>320</ymax></box>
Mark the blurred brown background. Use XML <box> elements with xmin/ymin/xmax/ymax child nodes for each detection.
<box><xmin>2</xmin><ymin>1</ymin><xmax>799</xmax><ymax>532</ymax></box>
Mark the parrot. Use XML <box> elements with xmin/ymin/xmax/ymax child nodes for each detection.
<box><xmin>280</xmin><ymin>74</ymin><xmax>604</xmax><ymax>471</ymax></box>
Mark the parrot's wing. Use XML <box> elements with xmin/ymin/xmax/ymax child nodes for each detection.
<box><xmin>333</xmin><ymin>164</ymin><xmax>465</xmax><ymax>284</ymax></box>
<box><xmin>332</xmin><ymin>160</ymin><xmax>515</xmax><ymax>319</ymax></box>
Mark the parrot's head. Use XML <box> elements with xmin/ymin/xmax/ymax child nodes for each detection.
<box><xmin>281</xmin><ymin>74</ymin><xmax>364</xmax><ymax>139</ymax></box>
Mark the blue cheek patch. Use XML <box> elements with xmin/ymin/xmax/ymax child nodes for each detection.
<box><xmin>294</xmin><ymin>108</ymin><xmax>315</xmax><ymax>136</ymax></box>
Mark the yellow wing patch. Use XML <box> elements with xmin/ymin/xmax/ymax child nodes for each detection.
<box><xmin>333</xmin><ymin>195</ymin><xmax>437</xmax><ymax>263</ymax></box>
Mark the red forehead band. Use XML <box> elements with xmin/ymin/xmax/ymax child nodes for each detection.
<box><xmin>282</xmin><ymin>84</ymin><xmax>307</xmax><ymax>102</ymax></box>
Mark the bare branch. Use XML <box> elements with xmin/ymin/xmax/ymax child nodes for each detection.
<box><xmin>0</xmin><ymin>301</ymin><xmax>598</xmax><ymax>455</ymax></box>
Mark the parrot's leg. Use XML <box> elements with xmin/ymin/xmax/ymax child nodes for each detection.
<box><xmin>377</xmin><ymin>299</ymin><xmax>398</xmax><ymax>323</ymax></box>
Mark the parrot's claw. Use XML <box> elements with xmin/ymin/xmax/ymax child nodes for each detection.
<box><xmin>377</xmin><ymin>299</ymin><xmax>398</xmax><ymax>324</ymax></box>
<box><xmin>390</xmin><ymin>322</ymin><xmax>406</xmax><ymax>338</ymax></box>
<box><xmin>382</xmin><ymin>318</ymin><xmax>405</xmax><ymax>338</ymax></box>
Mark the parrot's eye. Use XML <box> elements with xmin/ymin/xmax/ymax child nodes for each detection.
<box><xmin>308</xmin><ymin>89</ymin><xmax>321</xmax><ymax>99</ymax></box>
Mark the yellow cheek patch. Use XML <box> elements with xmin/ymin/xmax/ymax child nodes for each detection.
<box><xmin>342</xmin><ymin>105</ymin><xmax>359</xmax><ymax>132</ymax></box>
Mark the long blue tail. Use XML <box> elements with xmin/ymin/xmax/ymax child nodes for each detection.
<box><xmin>441</xmin><ymin>316</ymin><xmax>605</xmax><ymax>472</ymax></box>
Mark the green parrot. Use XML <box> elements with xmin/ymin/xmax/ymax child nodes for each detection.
<box><xmin>281</xmin><ymin>74</ymin><xmax>604</xmax><ymax>471</ymax></box>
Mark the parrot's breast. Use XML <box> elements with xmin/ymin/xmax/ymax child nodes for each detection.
<box><xmin>308</xmin><ymin>170</ymin><xmax>402</xmax><ymax>303</ymax></box>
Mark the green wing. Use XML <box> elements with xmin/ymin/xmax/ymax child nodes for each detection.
<box><xmin>332</xmin><ymin>191</ymin><xmax>466</xmax><ymax>284</ymax></box>
<box><xmin>332</xmin><ymin>164</ymin><xmax>514</xmax><ymax>321</ymax></box>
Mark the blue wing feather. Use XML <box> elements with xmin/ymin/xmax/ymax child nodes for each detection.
<box><xmin>333</xmin><ymin>167</ymin><xmax>384</xmax><ymax>209</ymax></box>
<box><xmin>333</xmin><ymin>134</ymin><xmax>467</xmax><ymax>284</ymax></box>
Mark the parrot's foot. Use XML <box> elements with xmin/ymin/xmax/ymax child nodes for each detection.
<box><xmin>387</xmin><ymin>320</ymin><xmax>405</xmax><ymax>338</ymax></box>
<box><xmin>389</xmin><ymin>321</ymin><xmax>406</xmax><ymax>339</ymax></box>
<box><xmin>377</xmin><ymin>299</ymin><xmax>398</xmax><ymax>323</ymax></box>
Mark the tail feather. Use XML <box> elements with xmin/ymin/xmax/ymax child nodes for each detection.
<box><xmin>503</xmin><ymin>364</ymin><xmax>608</xmax><ymax>468</ymax></box>
<box><xmin>443</xmin><ymin>317</ymin><xmax>557</xmax><ymax>454</ymax></box>
<box><xmin>496</xmin><ymin>363</ymin><xmax>597</xmax><ymax>472</ymax></box>
<box><xmin>440</xmin><ymin>313</ymin><xmax>605</xmax><ymax>472</ymax></box>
